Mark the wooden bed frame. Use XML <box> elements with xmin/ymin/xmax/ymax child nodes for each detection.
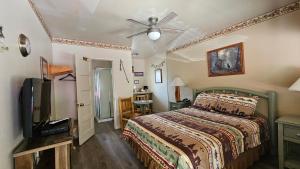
<box><xmin>193</xmin><ymin>87</ymin><xmax>277</xmax><ymax>155</ymax></box>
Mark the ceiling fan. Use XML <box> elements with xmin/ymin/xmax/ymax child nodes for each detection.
<box><xmin>126</xmin><ymin>12</ymin><xmax>184</xmax><ymax>41</ymax></box>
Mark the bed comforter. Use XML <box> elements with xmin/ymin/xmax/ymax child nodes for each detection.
<box><xmin>122</xmin><ymin>107</ymin><xmax>269</xmax><ymax>169</ymax></box>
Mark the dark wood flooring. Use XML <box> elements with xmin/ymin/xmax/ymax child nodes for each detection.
<box><xmin>71</xmin><ymin>121</ymin><xmax>277</xmax><ymax>169</ymax></box>
<box><xmin>71</xmin><ymin>121</ymin><xmax>145</xmax><ymax>169</ymax></box>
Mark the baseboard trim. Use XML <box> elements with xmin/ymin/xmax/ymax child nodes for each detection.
<box><xmin>95</xmin><ymin>117</ymin><xmax>113</xmax><ymax>123</ymax></box>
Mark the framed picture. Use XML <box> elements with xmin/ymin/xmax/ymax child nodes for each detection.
<box><xmin>134</xmin><ymin>72</ymin><xmax>144</xmax><ymax>77</ymax></box>
<box><xmin>40</xmin><ymin>57</ymin><xmax>48</xmax><ymax>80</ymax></box>
<box><xmin>207</xmin><ymin>42</ymin><xmax>244</xmax><ymax>77</ymax></box>
<box><xmin>155</xmin><ymin>69</ymin><xmax>162</xmax><ymax>83</ymax></box>
<box><xmin>134</xmin><ymin>80</ymin><xmax>139</xmax><ymax>84</ymax></box>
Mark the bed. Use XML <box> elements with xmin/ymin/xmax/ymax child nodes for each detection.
<box><xmin>122</xmin><ymin>87</ymin><xmax>277</xmax><ymax>169</ymax></box>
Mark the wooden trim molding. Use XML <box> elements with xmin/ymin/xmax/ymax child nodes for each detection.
<box><xmin>52</xmin><ymin>37</ymin><xmax>131</xmax><ymax>51</ymax></box>
<box><xmin>27</xmin><ymin>0</ymin><xmax>52</xmax><ymax>38</ymax></box>
<box><xmin>169</xmin><ymin>1</ymin><xmax>300</xmax><ymax>52</ymax></box>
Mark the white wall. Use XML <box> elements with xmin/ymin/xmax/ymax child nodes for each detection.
<box><xmin>132</xmin><ymin>57</ymin><xmax>146</xmax><ymax>89</ymax></box>
<box><xmin>167</xmin><ymin>10</ymin><xmax>300</xmax><ymax>116</ymax></box>
<box><xmin>52</xmin><ymin>43</ymin><xmax>133</xmax><ymax>129</ymax></box>
<box><xmin>0</xmin><ymin>0</ymin><xmax>53</xmax><ymax>168</ymax></box>
<box><xmin>145</xmin><ymin>54</ymin><xmax>169</xmax><ymax>112</ymax></box>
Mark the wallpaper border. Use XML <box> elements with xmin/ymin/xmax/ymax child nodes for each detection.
<box><xmin>28</xmin><ymin>0</ymin><xmax>299</xmax><ymax>52</ymax></box>
<box><xmin>27</xmin><ymin>0</ymin><xmax>52</xmax><ymax>38</ymax></box>
<box><xmin>169</xmin><ymin>1</ymin><xmax>300</xmax><ymax>52</ymax></box>
<box><xmin>52</xmin><ymin>37</ymin><xmax>131</xmax><ymax>51</ymax></box>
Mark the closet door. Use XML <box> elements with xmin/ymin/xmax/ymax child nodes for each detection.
<box><xmin>76</xmin><ymin>56</ymin><xmax>94</xmax><ymax>145</ymax></box>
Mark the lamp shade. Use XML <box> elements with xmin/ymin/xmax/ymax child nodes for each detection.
<box><xmin>289</xmin><ymin>78</ymin><xmax>300</xmax><ymax>91</ymax></box>
<box><xmin>171</xmin><ymin>77</ymin><xmax>185</xmax><ymax>86</ymax></box>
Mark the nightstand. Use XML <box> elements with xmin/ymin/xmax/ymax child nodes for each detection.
<box><xmin>276</xmin><ymin>116</ymin><xmax>300</xmax><ymax>169</ymax></box>
<box><xmin>169</xmin><ymin>101</ymin><xmax>191</xmax><ymax>111</ymax></box>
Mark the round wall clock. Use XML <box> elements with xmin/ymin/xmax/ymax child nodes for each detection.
<box><xmin>18</xmin><ymin>34</ymin><xmax>31</xmax><ymax>57</ymax></box>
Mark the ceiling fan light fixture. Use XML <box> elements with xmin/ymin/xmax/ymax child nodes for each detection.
<box><xmin>147</xmin><ymin>28</ymin><xmax>161</xmax><ymax>41</ymax></box>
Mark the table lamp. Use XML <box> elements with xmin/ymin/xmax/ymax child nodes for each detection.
<box><xmin>289</xmin><ymin>78</ymin><xmax>300</xmax><ymax>91</ymax></box>
<box><xmin>171</xmin><ymin>77</ymin><xmax>185</xmax><ymax>102</ymax></box>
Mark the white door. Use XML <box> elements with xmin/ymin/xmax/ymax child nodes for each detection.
<box><xmin>75</xmin><ymin>56</ymin><xmax>95</xmax><ymax>145</ymax></box>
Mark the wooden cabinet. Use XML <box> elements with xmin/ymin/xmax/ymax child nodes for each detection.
<box><xmin>276</xmin><ymin>116</ymin><xmax>300</xmax><ymax>169</ymax></box>
<box><xmin>13</xmin><ymin>133</ymin><xmax>72</xmax><ymax>169</ymax></box>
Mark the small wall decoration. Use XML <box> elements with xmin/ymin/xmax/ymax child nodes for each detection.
<box><xmin>18</xmin><ymin>34</ymin><xmax>31</xmax><ymax>57</ymax></box>
<box><xmin>134</xmin><ymin>80</ymin><xmax>139</xmax><ymax>84</ymax></box>
<box><xmin>0</xmin><ymin>26</ymin><xmax>9</xmax><ymax>52</ymax></box>
<box><xmin>155</xmin><ymin>69</ymin><xmax>162</xmax><ymax>83</ymax></box>
<box><xmin>151</xmin><ymin>61</ymin><xmax>165</xmax><ymax>69</ymax></box>
<box><xmin>40</xmin><ymin>57</ymin><xmax>48</xmax><ymax>80</ymax></box>
<box><xmin>120</xmin><ymin>59</ymin><xmax>129</xmax><ymax>83</ymax></box>
<box><xmin>134</xmin><ymin>72</ymin><xmax>144</xmax><ymax>77</ymax></box>
<box><xmin>207</xmin><ymin>42</ymin><xmax>244</xmax><ymax>77</ymax></box>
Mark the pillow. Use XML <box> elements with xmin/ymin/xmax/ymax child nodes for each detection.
<box><xmin>193</xmin><ymin>93</ymin><xmax>219</xmax><ymax>111</ymax></box>
<box><xmin>215</xmin><ymin>94</ymin><xmax>259</xmax><ymax>116</ymax></box>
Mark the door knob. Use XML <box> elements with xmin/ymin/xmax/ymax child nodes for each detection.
<box><xmin>77</xmin><ymin>103</ymin><xmax>85</xmax><ymax>107</ymax></box>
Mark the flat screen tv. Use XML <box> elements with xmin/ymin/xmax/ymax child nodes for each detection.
<box><xmin>19</xmin><ymin>78</ymin><xmax>51</xmax><ymax>138</ymax></box>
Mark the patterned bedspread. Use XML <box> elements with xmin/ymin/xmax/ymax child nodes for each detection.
<box><xmin>122</xmin><ymin>107</ymin><xmax>269</xmax><ymax>169</ymax></box>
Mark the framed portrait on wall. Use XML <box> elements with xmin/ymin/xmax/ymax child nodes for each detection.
<box><xmin>155</xmin><ymin>69</ymin><xmax>162</xmax><ymax>83</ymax></box>
<box><xmin>207</xmin><ymin>42</ymin><xmax>245</xmax><ymax>77</ymax></box>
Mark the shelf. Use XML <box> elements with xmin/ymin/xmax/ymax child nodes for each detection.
<box><xmin>48</xmin><ymin>64</ymin><xmax>73</xmax><ymax>76</ymax></box>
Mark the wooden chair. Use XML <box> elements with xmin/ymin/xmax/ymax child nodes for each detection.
<box><xmin>118</xmin><ymin>97</ymin><xmax>141</xmax><ymax>130</ymax></box>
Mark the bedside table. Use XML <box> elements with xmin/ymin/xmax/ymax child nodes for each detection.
<box><xmin>169</xmin><ymin>101</ymin><xmax>191</xmax><ymax>111</ymax></box>
<box><xmin>276</xmin><ymin>116</ymin><xmax>300</xmax><ymax>169</ymax></box>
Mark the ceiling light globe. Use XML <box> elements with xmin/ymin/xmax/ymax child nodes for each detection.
<box><xmin>147</xmin><ymin>30</ymin><xmax>161</xmax><ymax>41</ymax></box>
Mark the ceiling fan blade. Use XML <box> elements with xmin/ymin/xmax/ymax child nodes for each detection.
<box><xmin>127</xmin><ymin>30</ymin><xmax>148</xmax><ymax>39</ymax></box>
<box><xmin>161</xmin><ymin>28</ymin><xmax>184</xmax><ymax>33</ymax></box>
<box><xmin>158</xmin><ymin>12</ymin><xmax>177</xmax><ymax>26</ymax></box>
<box><xmin>127</xmin><ymin>19</ymin><xmax>149</xmax><ymax>27</ymax></box>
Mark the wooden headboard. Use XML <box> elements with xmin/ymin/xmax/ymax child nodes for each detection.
<box><xmin>193</xmin><ymin>87</ymin><xmax>277</xmax><ymax>155</ymax></box>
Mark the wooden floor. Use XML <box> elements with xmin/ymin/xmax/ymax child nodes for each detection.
<box><xmin>71</xmin><ymin>121</ymin><xmax>277</xmax><ymax>169</ymax></box>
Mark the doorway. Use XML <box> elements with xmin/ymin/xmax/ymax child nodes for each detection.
<box><xmin>92</xmin><ymin>60</ymin><xmax>114</xmax><ymax>123</ymax></box>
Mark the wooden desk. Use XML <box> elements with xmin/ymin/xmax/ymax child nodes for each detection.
<box><xmin>13</xmin><ymin>133</ymin><xmax>72</xmax><ymax>169</ymax></box>
<box><xmin>133</xmin><ymin>91</ymin><xmax>152</xmax><ymax>100</ymax></box>
<box><xmin>133</xmin><ymin>92</ymin><xmax>153</xmax><ymax>113</ymax></box>
<box><xmin>133</xmin><ymin>100</ymin><xmax>153</xmax><ymax>114</ymax></box>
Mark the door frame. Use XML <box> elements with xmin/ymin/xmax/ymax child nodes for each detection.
<box><xmin>90</xmin><ymin>59</ymin><xmax>115</xmax><ymax>124</ymax></box>
<box><xmin>92</xmin><ymin>66</ymin><xmax>114</xmax><ymax>123</ymax></box>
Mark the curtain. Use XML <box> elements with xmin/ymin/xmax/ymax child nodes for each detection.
<box><xmin>94</xmin><ymin>68</ymin><xmax>113</xmax><ymax>120</ymax></box>
<box><xmin>94</xmin><ymin>69</ymin><xmax>101</xmax><ymax>120</ymax></box>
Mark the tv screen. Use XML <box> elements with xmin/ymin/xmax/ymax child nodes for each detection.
<box><xmin>20</xmin><ymin>78</ymin><xmax>51</xmax><ymax>138</ymax></box>
<box><xmin>40</xmin><ymin>80</ymin><xmax>51</xmax><ymax>123</ymax></box>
